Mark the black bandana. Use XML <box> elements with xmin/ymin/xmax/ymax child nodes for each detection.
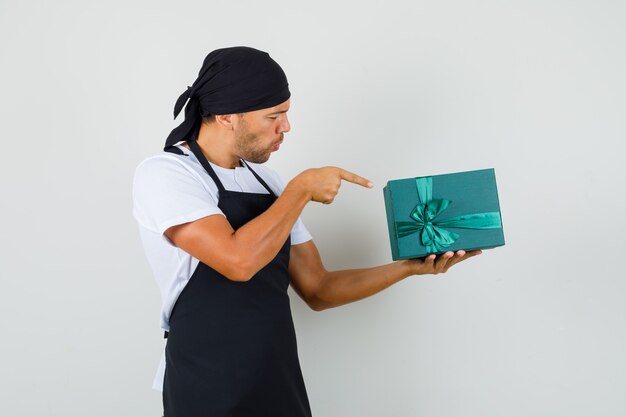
<box><xmin>164</xmin><ymin>46</ymin><xmax>291</xmax><ymax>151</ymax></box>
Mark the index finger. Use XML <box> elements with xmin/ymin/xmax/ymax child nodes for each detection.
<box><xmin>338</xmin><ymin>168</ymin><xmax>374</xmax><ymax>188</ymax></box>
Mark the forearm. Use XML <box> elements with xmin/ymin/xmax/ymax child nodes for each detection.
<box><xmin>233</xmin><ymin>186</ymin><xmax>309</xmax><ymax>276</ymax></box>
<box><xmin>311</xmin><ymin>261</ymin><xmax>413</xmax><ymax>310</ymax></box>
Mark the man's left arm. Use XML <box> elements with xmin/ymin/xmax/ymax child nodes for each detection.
<box><xmin>288</xmin><ymin>240</ymin><xmax>482</xmax><ymax>311</ymax></box>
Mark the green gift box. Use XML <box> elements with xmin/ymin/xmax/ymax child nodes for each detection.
<box><xmin>383</xmin><ymin>168</ymin><xmax>505</xmax><ymax>260</ymax></box>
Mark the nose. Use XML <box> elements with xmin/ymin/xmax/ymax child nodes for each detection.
<box><xmin>279</xmin><ymin>114</ymin><xmax>291</xmax><ymax>134</ymax></box>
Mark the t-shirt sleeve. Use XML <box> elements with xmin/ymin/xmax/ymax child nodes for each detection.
<box><xmin>289</xmin><ymin>212</ymin><xmax>313</xmax><ymax>245</ymax></box>
<box><xmin>259</xmin><ymin>166</ymin><xmax>313</xmax><ymax>246</ymax></box>
<box><xmin>132</xmin><ymin>156</ymin><xmax>224</xmax><ymax>236</ymax></box>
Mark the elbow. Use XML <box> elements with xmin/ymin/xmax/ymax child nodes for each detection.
<box><xmin>194</xmin><ymin>255</ymin><xmax>255</xmax><ymax>282</ymax></box>
<box><xmin>305</xmin><ymin>294</ymin><xmax>332</xmax><ymax>312</ymax></box>
<box><xmin>225</xmin><ymin>265</ymin><xmax>255</xmax><ymax>282</ymax></box>
<box><xmin>298</xmin><ymin>275</ymin><xmax>334</xmax><ymax>312</ymax></box>
<box><xmin>222</xmin><ymin>255</ymin><xmax>261</xmax><ymax>282</ymax></box>
<box><xmin>227</xmin><ymin>272</ymin><xmax>254</xmax><ymax>282</ymax></box>
<box><xmin>309</xmin><ymin>303</ymin><xmax>328</xmax><ymax>312</ymax></box>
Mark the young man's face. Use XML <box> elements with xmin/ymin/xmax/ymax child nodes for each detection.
<box><xmin>233</xmin><ymin>99</ymin><xmax>291</xmax><ymax>163</ymax></box>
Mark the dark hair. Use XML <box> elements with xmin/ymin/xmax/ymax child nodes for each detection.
<box><xmin>202</xmin><ymin>115</ymin><xmax>216</xmax><ymax>124</ymax></box>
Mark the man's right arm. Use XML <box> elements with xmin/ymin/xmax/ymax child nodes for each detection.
<box><xmin>165</xmin><ymin>167</ymin><xmax>373</xmax><ymax>282</ymax></box>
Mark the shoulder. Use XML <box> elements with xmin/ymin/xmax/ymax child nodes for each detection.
<box><xmin>134</xmin><ymin>152</ymin><xmax>200</xmax><ymax>182</ymax></box>
<box><xmin>135</xmin><ymin>151</ymin><xmax>192</xmax><ymax>172</ymax></box>
<box><xmin>132</xmin><ymin>151</ymin><xmax>213</xmax><ymax>203</ymax></box>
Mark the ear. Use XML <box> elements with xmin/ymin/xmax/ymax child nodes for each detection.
<box><xmin>215</xmin><ymin>114</ymin><xmax>235</xmax><ymax>130</ymax></box>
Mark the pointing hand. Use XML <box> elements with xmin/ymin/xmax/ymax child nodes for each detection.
<box><xmin>289</xmin><ymin>166</ymin><xmax>373</xmax><ymax>204</ymax></box>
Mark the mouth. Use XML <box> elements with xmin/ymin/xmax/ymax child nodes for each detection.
<box><xmin>271</xmin><ymin>140</ymin><xmax>283</xmax><ymax>151</ymax></box>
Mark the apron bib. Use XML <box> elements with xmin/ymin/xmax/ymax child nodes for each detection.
<box><xmin>163</xmin><ymin>141</ymin><xmax>312</xmax><ymax>417</ymax></box>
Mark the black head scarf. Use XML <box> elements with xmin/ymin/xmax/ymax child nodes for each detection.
<box><xmin>164</xmin><ymin>46</ymin><xmax>291</xmax><ymax>151</ymax></box>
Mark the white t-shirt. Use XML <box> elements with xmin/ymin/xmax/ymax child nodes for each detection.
<box><xmin>132</xmin><ymin>144</ymin><xmax>312</xmax><ymax>390</ymax></box>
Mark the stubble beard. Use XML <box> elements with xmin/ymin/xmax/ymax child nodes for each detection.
<box><xmin>234</xmin><ymin>127</ymin><xmax>272</xmax><ymax>164</ymax></box>
<box><xmin>235</xmin><ymin>133</ymin><xmax>270</xmax><ymax>164</ymax></box>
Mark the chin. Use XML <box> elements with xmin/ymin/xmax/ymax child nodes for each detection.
<box><xmin>245</xmin><ymin>154</ymin><xmax>271</xmax><ymax>164</ymax></box>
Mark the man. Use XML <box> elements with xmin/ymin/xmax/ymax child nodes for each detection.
<box><xmin>133</xmin><ymin>46</ymin><xmax>481</xmax><ymax>417</ymax></box>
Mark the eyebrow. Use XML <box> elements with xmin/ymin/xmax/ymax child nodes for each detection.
<box><xmin>267</xmin><ymin>109</ymin><xmax>289</xmax><ymax>115</ymax></box>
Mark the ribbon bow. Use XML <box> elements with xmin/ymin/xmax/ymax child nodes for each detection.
<box><xmin>395</xmin><ymin>177</ymin><xmax>502</xmax><ymax>253</ymax></box>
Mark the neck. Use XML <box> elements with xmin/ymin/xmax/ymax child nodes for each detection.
<box><xmin>184</xmin><ymin>123</ymin><xmax>241</xmax><ymax>169</ymax></box>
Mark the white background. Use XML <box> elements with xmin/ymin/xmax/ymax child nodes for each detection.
<box><xmin>1</xmin><ymin>0</ymin><xmax>625</xmax><ymax>416</ymax></box>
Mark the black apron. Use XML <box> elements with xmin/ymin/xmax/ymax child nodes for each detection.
<box><xmin>163</xmin><ymin>141</ymin><xmax>312</xmax><ymax>417</ymax></box>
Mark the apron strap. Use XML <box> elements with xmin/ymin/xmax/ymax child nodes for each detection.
<box><xmin>241</xmin><ymin>160</ymin><xmax>276</xmax><ymax>197</ymax></box>
<box><xmin>188</xmin><ymin>140</ymin><xmax>227</xmax><ymax>192</ymax></box>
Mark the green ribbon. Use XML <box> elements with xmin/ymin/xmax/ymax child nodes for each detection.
<box><xmin>395</xmin><ymin>177</ymin><xmax>502</xmax><ymax>253</ymax></box>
